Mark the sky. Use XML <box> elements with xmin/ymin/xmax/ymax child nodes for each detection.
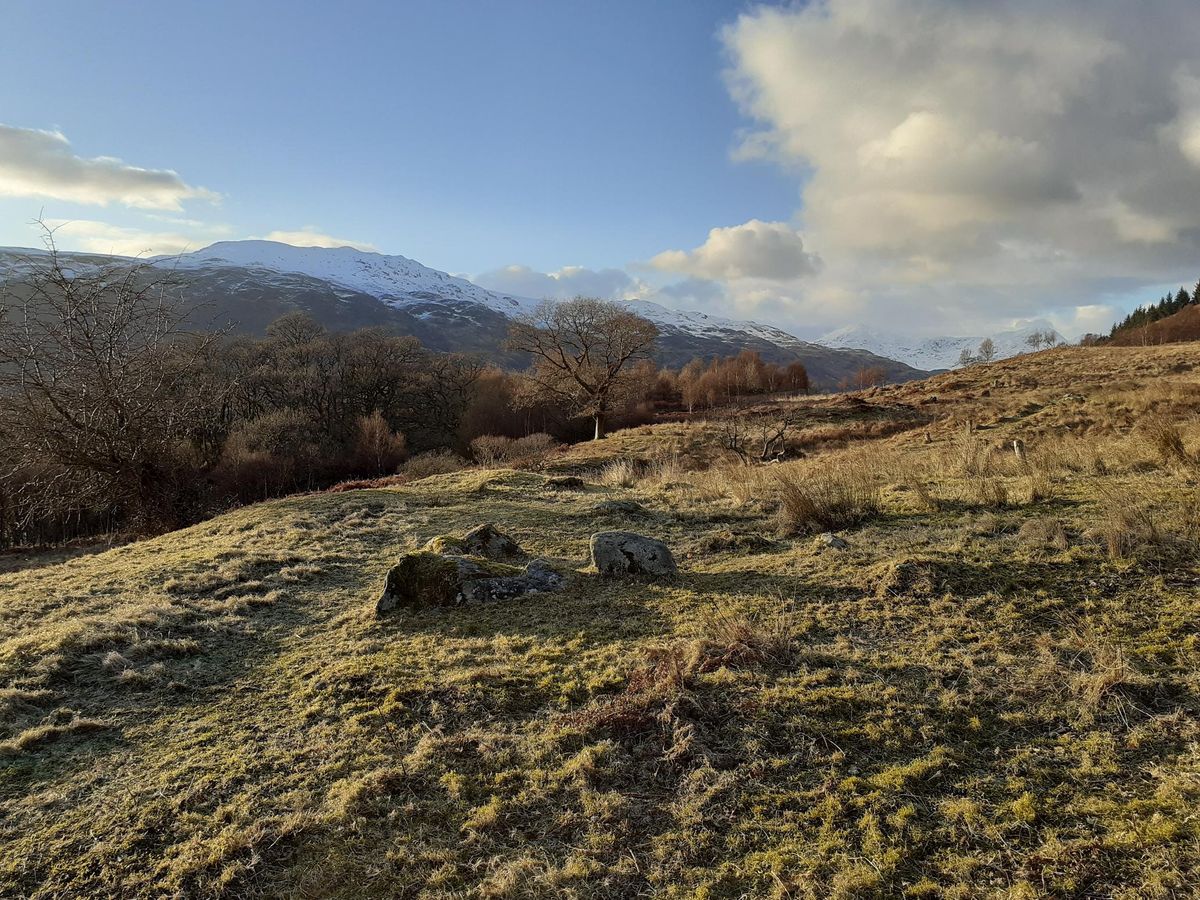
<box><xmin>4</xmin><ymin>0</ymin><xmax>1200</xmax><ymax>339</ymax></box>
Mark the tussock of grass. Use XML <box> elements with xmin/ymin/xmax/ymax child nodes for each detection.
<box><xmin>774</xmin><ymin>466</ymin><xmax>881</xmax><ymax>535</ymax></box>
<box><xmin>1017</xmin><ymin>516</ymin><xmax>1069</xmax><ymax>550</ymax></box>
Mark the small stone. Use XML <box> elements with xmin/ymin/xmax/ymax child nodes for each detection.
<box><xmin>816</xmin><ymin>532</ymin><xmax>849</xmax><ymax>550</ymax></box>
<box><xmin>590</xmin><ymin>531</ymin><xmax>677</xmax><ymax>578</ymax></box>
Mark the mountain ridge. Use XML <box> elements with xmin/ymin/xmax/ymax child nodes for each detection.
<box><xmin>1</xmin><ymin>240</ymin><xmax>929</xmax><ymax>387</ymax></box>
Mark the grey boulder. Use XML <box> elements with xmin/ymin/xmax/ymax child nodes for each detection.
<box><xmin>590</xmin><ymin>531</ymin><xmax>677</xmax><ymax>578</ymax></box>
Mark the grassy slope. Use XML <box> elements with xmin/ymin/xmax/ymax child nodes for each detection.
<box><xmin>1</xmin><ymin>346</ymin><xmax>1199</xmax><ymax>898</ymax></box>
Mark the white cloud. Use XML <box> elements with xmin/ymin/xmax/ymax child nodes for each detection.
<box><xmin>43</xmin><ymin>218</ymin><xmax>233</xmax><ymax>257</ymax></box>
<box><xmin>649</xmin><ymin>219</ymin><xmax>819</xmax><ymax>280</ymax></box>
<box><xmin>258</xmin><ymin>226</ymin><xmax>377</xmax><ymax>251</ymax></box>
<box><xmin>474</xmin><ymin>263</ymin><xmax>641</xmax><ymax>301</ymax></box>
<box><xmin>0</xmin><ymin>124</ymin><xmax>218</xmax><ymax>211</ymax></box>
<box><xmin>713</xmin><ymin>0</ymin><xmax>1200</xmax><ymax>332</ymax></box>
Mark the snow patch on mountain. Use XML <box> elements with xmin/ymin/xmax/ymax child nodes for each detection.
<box><xmin>623</xmin><ymin>300</ymin><xmax>809</xmax><ymax>347</ymax></box>
<box><xmin>817</xmin><ymin>321</ymin><xmax>1066</xmax><ymax>370</ymax></box>
<box><xmin>162</xmin><ymin>241</ymin><xmax>538</xmax><ymax>316</ymax></box>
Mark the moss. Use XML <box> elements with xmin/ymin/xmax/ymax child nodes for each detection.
<box><xmin>421</xmin><ymin>534</ymin><xmax>467</xmax><ymax>554</ymax></box>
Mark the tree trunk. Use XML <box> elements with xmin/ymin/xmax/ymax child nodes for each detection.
<box><xmin>593</xmin><ymin>414</ymin><xmax>604</xmax><ymax>441</ymax></box>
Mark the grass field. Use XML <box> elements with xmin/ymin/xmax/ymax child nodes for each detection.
<box><xmin>2</xmin><ymin>344</ymin><xmax>1199</xmax><ymax>898</ymax></box>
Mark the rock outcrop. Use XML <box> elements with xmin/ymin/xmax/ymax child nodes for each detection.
<box><xmin>376</xmin><ymin>551</ymin><xmax>564</xmax><ymax>614</ymax></box>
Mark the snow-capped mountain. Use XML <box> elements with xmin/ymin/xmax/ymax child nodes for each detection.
<box><xmin>162</xmin><ymin>241</ymin><xmax>538</xmax><ymax>317</ymax></box>
<box><xmin>817</xmin><ymin>321</ymin><xmax>1066</xmax><ymax>370</ymax></box>
<box><xmin>1</xmin><ymin>241</ymin><xmax>928</xmax><ymax>387</ymax></box>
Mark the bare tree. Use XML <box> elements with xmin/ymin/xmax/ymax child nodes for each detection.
<box><xmin>0</xmin><ymin>223</ymin><xmax>224</xmax><ymax>532</ymax></box>
<box><xmin>977</xmin><ymin>337</ymin><xmax>996</xmax><ymax>362</ymax></box>
<box><xmin>958</xmin><ymin>348</ymin><xmax>976</xmax><ymax>368</ymax></box>
<box><xmin>505</xmin><ymin>297</ymin><xmax>658</xmax><ymax>440</ymax></box>
<box><xmin>716</xmin><ymin>409</ymin><xmax>800</xmax><ymax>465</ymax></box>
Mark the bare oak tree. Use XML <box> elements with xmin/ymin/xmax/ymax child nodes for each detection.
<box><xmin>505</xmin><ymin>297</ymin><xmax>658</xmax><ymax>439</ymax></box>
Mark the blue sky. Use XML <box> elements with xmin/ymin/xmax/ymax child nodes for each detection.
<box><xmin>0</xmin><ymin>0</ymin><xmax>790</xmax><ymax>275</ymax></box>
<box><xmin>4</xmin><ymin>1</ymin><xmax>1200</xmax><ymax>338</ymax></box>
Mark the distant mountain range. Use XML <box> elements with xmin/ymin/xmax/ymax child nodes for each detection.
<box><xmin>817</xmin><ymin>320</ymin><xmax>1067</xmax><ymax>370</ymax></box>
<box><xmin>0</xmin><ymin>241</ymin><xmax>928</xmax><ymax>388</ymax></box>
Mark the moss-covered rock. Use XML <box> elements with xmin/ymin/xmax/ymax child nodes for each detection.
<box><xmin>376</xmin><ymin>551</ymin><xmax>562</xmax><ymax>614</ymax></box>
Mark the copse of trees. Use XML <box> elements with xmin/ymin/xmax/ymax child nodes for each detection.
<box><xmin>675</xmin><ymin>351</ymin><xmax>808</xmax><ymax>412</ymax></box>
<box><xmin>1108</xmin><ymin>282</ymin><xmax>1199</xmax><ymax>340</ymax></box>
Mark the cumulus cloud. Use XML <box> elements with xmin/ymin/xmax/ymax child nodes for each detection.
<box><xmin>715</xmin><ymin>0</ymin><xmax>1200</xmax><ymax>333</ymax></box>
<box><xmin>649</xmin><ymin>219</ymin><xmax>819</xmax><ymax>280</ymax></box>
<box><xmin>0</xmin><ymin>125</ymin><xmax>218</xmax><ymax>211</ymax></box>
<box><xmin>474</xmin><ymin>263</ymin><xmax>641</xmax><ymax>300</ymax></box>
<box><xmin>258</xmin><ymin>226</ymin><xmax>377</xmax><ymax>251</ymax></box>
<box><xmin>45</xmin><ymin>219</ymin><xmax>234</xmax><ymax>257</ymax></box>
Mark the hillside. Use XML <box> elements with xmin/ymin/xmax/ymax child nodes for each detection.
<box><xmin>0</xmin><ymin>243</ymin><xmax>928</xmax><ymax>387</ymax></box>
<box><xmin>818</xmin><ymin>320</ymin><xmax>1066</xmax><ymax>371</ymax></box>
<box><xmin>1108</xmin><ymin>303</ymin><xmax>1200</xmax><ymax>347</ymax></box>
<box><xmin>2</xmin><ymin>344</ymin><xmax>1199</xmax><ymax>897</ymax></box>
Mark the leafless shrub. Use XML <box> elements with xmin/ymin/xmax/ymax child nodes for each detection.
<box><xmin>716</xmin><ymin>411</ymin><xmax>799</xmax><ymax>465</ymax></box>
<box><xmin>351</xmin><ymin>412</ymin><xmax>408</xmax><ymax>474</ymax></box>
<box><xmin>470</xmin><ymin>433</ymin><xmax>559</xmax><ymax>468</ymax></box>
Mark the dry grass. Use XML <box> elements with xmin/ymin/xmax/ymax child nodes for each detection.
<box><xmin>1017</xmin><ymin>516</ymin><xmax>1070</xmax><ymax>551</ymax></box>
<box><xmin>596</xmin><ymin>458</ymin><xmax>644</xmax><ymax>488</ymax></box>
<box><xmin>1091</xmin><ymin>490</ymin><xmax>1163</xmax><ymax>559</ymax></box>
<box><xmin>774</xmin><ymin>465</ymin><xmax>882</xmax><ymax>535</ymax></box>
<box><xmin>1138</xmin><ymin>415</ymin><xmax>1192</xmax><ymax>467</ymax></box>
